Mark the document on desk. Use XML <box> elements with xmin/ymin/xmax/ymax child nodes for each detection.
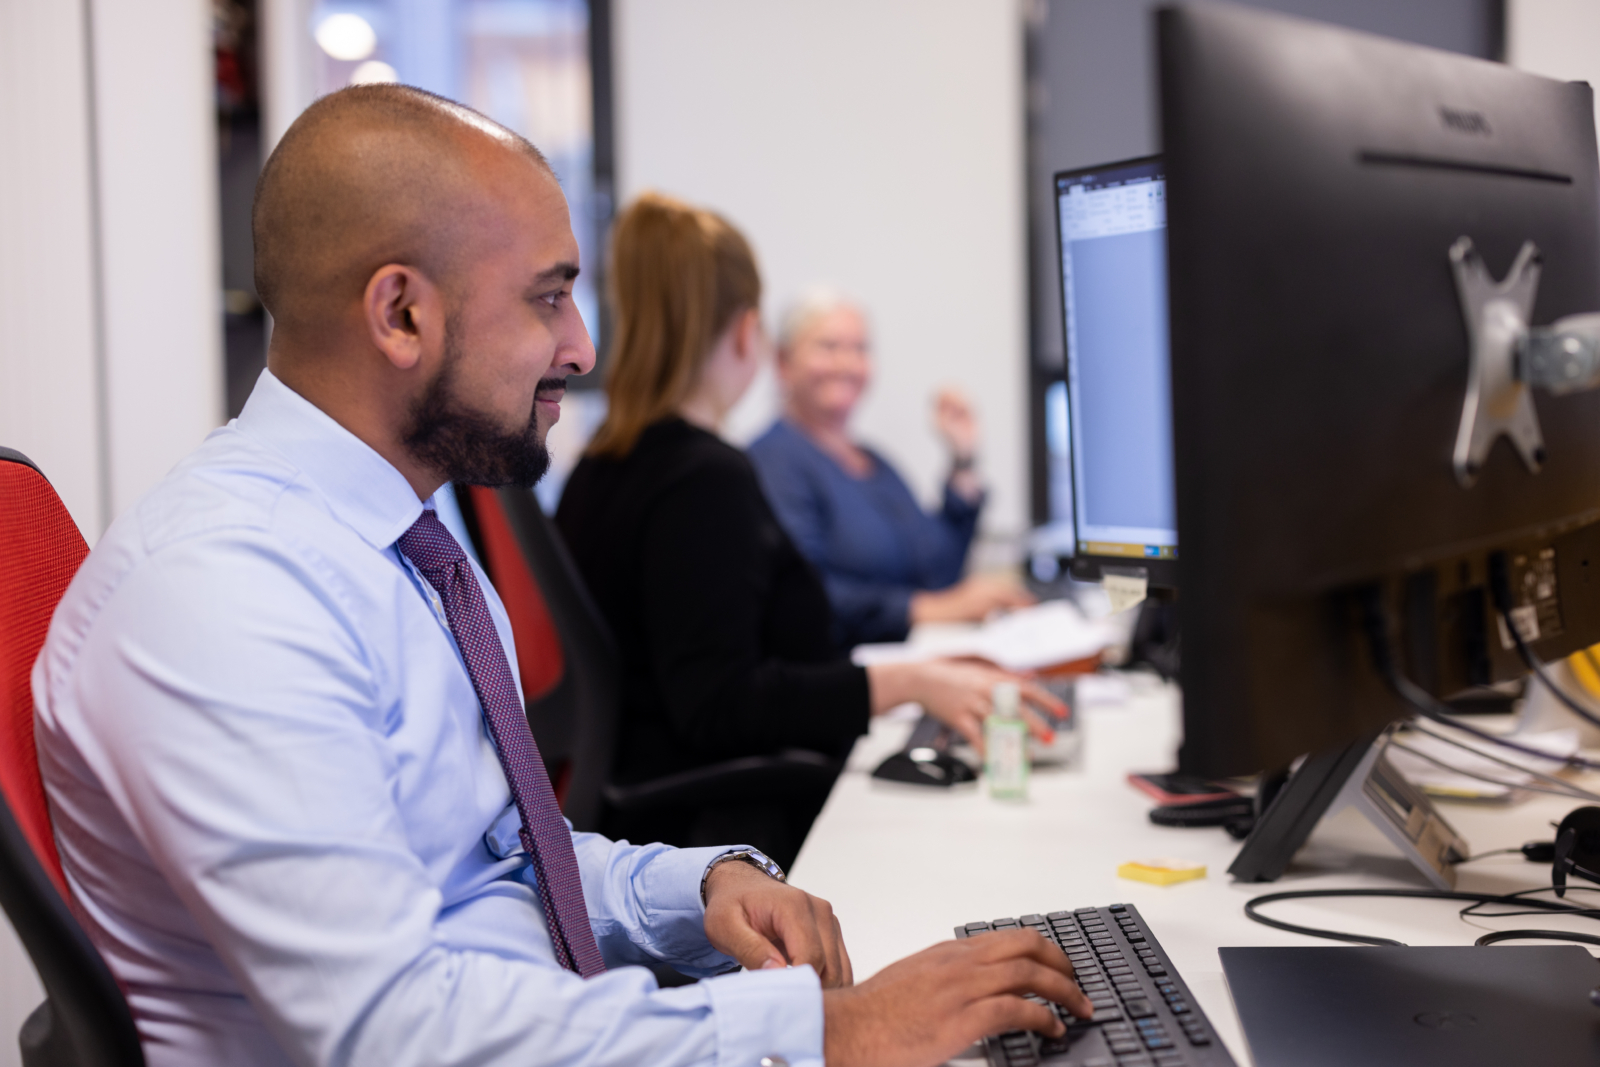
<box><xmin>851</xmin><ymin>600</ymin><xmax>1116</xmax><ymax>673</ymax></box>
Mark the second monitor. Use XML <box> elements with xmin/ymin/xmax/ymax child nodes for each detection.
<box><xmin>1053</xmin><ymin>156</ymin><xmax>1178</xmax><ymax>588</ymax></box>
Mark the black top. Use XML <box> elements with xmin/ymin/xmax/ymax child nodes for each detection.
<box><xmin>555</xmin><ymin>418</ymin><xmax>871</xmax><ymax>786</ymax></box>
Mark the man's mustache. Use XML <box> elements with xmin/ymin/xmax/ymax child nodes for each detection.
<box><xmin>535</xmin><ymin>377</ymin><xmax>566</xmax><ymax>400</ymax></box>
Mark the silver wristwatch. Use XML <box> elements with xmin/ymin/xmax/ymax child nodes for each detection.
<box><xmin>700</xmin><ymin>847</ymin><xmax>787</xmax><ymax>905</ymax></box>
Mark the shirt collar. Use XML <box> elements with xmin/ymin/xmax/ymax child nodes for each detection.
<box><xmin>234</xmin><ymin>368</ymin><xmax>428</xmax><ymax>550</ymax></box>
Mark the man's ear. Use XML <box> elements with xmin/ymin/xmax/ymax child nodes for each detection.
<box><xmin>363</xmin><ymin>265</ymin><xmax>442</xmax><ymax>371</ymax></box>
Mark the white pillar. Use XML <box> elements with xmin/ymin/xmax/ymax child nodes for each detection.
<box><xmin>89</xmin><ymin>0</ymin><xmax>223</xmax><ymax>520</ymax></box>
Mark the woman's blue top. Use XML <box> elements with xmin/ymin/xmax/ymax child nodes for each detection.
<box><xmin>747</xmin><ymin>419</ymin><xmax>982</xmax><ymax>647</ymax></box>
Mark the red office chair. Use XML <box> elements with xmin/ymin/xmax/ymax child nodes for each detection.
<box><xmin>0</xmin><ymin>448</ymin><xmax>145</xmax><ymax>1067</ymax></box>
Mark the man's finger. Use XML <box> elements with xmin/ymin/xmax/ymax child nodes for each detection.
<box><xmin>834</xmin><ymin>914</ymin><xmax>854</xmax><ymax>987</ymax></box>
<box><xmin>769</xmin><ymin>900</ymin><xmax>825</xmax><ymax>976</ymax></box>
<box><xmin>812</xmin><ymin>900</ymin><xmax>846</xmax><ymax>988</ymax></box>
<box><xmin>719</xmin><ymin>914</ymin><xmax>787</xmax><ymax>972</ymax></box>
<box><xmin>965</xmin><ymin>995</ymin><xmax>1066</xmax><ymax>1040</ymax></box>
<box><xmin>978</xmin><ymin>957</ymin><xmax>1091</xmax><ymax>1019</ymax></box>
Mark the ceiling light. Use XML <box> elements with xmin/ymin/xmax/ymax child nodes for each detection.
<box><xmin>349</xmin><ymin>60</ymin><xmax>398</xmax><ymax>85</ymax></box>
<box><xmin>315</xmin><ymin>13</ymin><xmax>377</xmax><ymax>61</ymax></box>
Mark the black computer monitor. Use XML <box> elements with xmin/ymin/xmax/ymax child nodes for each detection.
<box><xmin>1158</xmin><ymin>3</ymin><xmax>1600</xmax><ymax>781</ymax></box>
<box><xmin>1052</xmin><ymin>156</ymin><xmax>1180</xmax><ymax>589</ymax></box>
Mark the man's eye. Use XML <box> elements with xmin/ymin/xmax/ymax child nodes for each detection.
<box><xmin>540</xmin><ymin>291</ymin><xmax>564</xmax><ymax>308</ymax></box>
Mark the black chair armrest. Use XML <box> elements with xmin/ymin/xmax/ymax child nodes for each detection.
<box><xmin>601</xmin><ymin>750</ymin><xmax>841</xmax><ymax>812</ymax></box>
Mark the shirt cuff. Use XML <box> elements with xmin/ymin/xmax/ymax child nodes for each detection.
<box><xmin>637</xmin><ymin>844</ymin><xmax>743</xmax><ymax>915</ymax></box>
<box><xmin>703</xmin><ymin>964</ymin><xmax>825</xmax><ymax>1067</ymax></box>
<box><xmin>631</xmin><ymin>844</ymin><xmax>751</xmax><ymax>975</ymax></box>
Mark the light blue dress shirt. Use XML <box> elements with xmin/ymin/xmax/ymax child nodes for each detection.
<box><xmin>32</xmin><ymin>370</ymin><xmax>824</xmax><ymax>1067</ymax></box>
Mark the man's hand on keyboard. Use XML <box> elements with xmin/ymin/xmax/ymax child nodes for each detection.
<box><xmin>702</xmin><ymin>859</ymin><xmax>853</xmax><ymax>988</ymax></box>
<box><xmin>821</xmin><ymin>928</ymin><xmax>1091</xmax><ymax>1067</ymax></box>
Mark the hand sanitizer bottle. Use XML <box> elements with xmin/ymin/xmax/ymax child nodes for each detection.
<box><xmin>986</xmin><ymin>681</ymin><xmax>1029</xmax><ymax>800</ymax></box>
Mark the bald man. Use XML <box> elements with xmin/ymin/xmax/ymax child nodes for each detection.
<box><xmin>33</xmin><ymin>85</ymin><xmax>1085</xmax><ymax>1067</ymax></box>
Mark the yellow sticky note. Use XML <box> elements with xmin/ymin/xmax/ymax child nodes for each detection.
<box><xmin>1117</xmin><ymin>859</ymin><xmax>1207</xmax><ymax>886</ymax></box>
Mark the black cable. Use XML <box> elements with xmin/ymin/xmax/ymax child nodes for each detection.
<box><xmin>1487</xmin><ymin>551</ymin><xmax>1600</xmax><ymax>732</ymax></box>
<box><xmin>1456</xmin><ymin>846</ymin><xmax>1524</xmax><ymax>863</ymax></box>
<box><xmin>1474</xmin><ymin>929</ymin><xmax>1600</xmax><ymax>947</ymax></box>
<box><xmin>1358</xmin><ymin>588</ymin><xmax>1600</xmax><ymax>771</ymax></box>
<box><xmin>1459</xmin><ymin>885</ymin><xmax>1600</xmax><ymax>921</ymax></box>
<box><xmin>1244</xmin><ymin>887</ymin><xmax>1600</xmax><ymax>947</ymax></box>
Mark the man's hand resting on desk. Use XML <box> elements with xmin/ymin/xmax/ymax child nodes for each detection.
<box><xmin>909</xmin><ymin>574</ymin><xmax>1035</xmax><ymax>625</ymax></box>
<box><xmin>823</xmin><ymin>929</ymin><xmax>1092</xmax><ymax>1067</ymax></box>
<box><xmin>702</xmin><ymin>859</ymin><xmax>853</xmax><ymax>987</ymax></box>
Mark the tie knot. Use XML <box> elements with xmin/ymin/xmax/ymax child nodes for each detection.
<box><xmin>396</xmin><ymin>509</ymin><xmax>467</xmax><ymax>574</ymax></box>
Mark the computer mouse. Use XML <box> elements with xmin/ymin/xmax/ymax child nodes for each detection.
<box><xmin>872</xmin><ymin>746</ymin><xmax>977</xmax><ymax>787</ymax></box>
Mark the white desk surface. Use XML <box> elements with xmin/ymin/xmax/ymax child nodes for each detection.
<box><xmin>788</xmin><ymin>675</ymin><xmax>1600</xmax><ymax>1065</ymax></box>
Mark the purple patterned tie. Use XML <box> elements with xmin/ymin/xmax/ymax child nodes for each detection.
<box><xmin>397</xmin><ymin>510</ymin><xmax>606</xmax><ymax>978</ymax></box>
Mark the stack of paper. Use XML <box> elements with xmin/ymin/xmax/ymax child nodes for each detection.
<box><xmin>851</xmin><ymin>600</ymin><xmax>1117</xmax><ymax>673</ymax></box>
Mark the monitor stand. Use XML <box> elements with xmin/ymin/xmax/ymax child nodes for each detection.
<box><xmin>1227</xmin><ymin>725</ymin><xmax>1470</xmax><ymax>889</ymax></box>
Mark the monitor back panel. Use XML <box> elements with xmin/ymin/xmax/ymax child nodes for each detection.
<box><xmin>1159</xmin><ymin>4</ymin><xmax>1600</xmax><ymax>775</ymax></box>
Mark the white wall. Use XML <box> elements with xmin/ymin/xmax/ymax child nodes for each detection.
<box><xmin>0</xmin><ymin>0</ymin><xmax>106</xmax><ymax>536</ymax></box>
<box><xmin>0</xmin><ymin>1</ymin><xmax>223</xmax><ymax>538</ymax></box>
<box><xmin>1509</xmin><ymin>0</ymin><xmax>1600</xmax><ymax>133</ymax></box>
<box><xmin>91</xmin><ymin>0</ymin><xmax>224</xmax><ymax>520</ymax></box>
<box><xmin>614</xmin><ymin>0</ymin><xmax>1031</xmax><ymax>537</ymax></box>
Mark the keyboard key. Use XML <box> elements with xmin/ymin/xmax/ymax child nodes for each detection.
<box><xmin>1093</xmin><ymin>1008</ymin><xmax>1124</xmax><ymax>1023</ymax></box>
<box><xmin>1109</xmin><ymin>1040</ymin><xmax>1141</xmax><ymax>1055</ymax></box>
<box><xmin>1145</xmin><ymin>967</ymin><xmax>1167</xmax><ymax>977</ymax></box>
<box><xmin>1144</xmin><ymin>1037</ymin><xmax>1174</xmax><ymax>1050</ymax></box>
<box><xmin>1169</xmin><ymin>1001</ymin><xmax>1190</xmax><ymax>1014</ymax></box>
<box><xmin>1124</xmin><ymin>999</ymin><xmax>1156</xmax><ymax>1018</ymax></box>
<box><xmin>1154</xmin><ymin>1055</ymin><xmax>1186</xmax><ymax>1067</ymax></box>
<box><xmin>965</xmin><ymin>922</ymin><xmax>992</xmax><ymax>933</ymax></box>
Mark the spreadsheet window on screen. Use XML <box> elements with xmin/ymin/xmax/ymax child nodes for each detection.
<box><xmin>1054</xmin><ymin>159</ymin><xmax>1178</xmax><ymax>561</ymax></box>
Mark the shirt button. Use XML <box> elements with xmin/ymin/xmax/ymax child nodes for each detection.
<box><xmin>759</xmin><ymin>1058</ymin><xmax>789</xmax><ymax>1067</ymax></box>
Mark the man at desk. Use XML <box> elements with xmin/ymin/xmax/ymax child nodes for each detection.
<box><xmin>32</xmin><ymin>85</ymin><xmax>1086</xmax><ymax>1067</ymax></box>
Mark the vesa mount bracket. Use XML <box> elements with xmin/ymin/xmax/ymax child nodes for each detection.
<box><xmin>1450</xmin><ymin>235</ymin><xmax>1600</xmax><ymax>487</ymax></box>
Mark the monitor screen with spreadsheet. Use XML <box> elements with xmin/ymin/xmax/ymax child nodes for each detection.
<box><xmin>1053</xmin><ymin>156</ymin><xmax>1177</xmax><ymax>585</ymax></box>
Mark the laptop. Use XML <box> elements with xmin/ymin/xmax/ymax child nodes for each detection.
<box><xmin>1220</xmin><ymin>946</ymin><xmax>1600</xmax><ymax>1066</ymax></box>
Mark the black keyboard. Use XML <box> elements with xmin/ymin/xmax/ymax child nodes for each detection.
<box><xmin>954</xmin><ymin>904</ymin><xmax>1235</xmax><ymax>1067</ymax></box>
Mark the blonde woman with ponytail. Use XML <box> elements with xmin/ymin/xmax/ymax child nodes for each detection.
<box><xmin>556</xmin><ymin>192</ymin><xmax>1061</xmax><ymax>866</ymax></box>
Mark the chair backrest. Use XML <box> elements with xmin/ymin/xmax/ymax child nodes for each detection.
<box><xmin>457</xmin><ymin>487</ymin><xmax>621</xmax><ymax>832</ymax></box>
<box><xmin>0</xmin><ymin>447</ymin><xmax>145</xmax><ymax>1066</ymax></box>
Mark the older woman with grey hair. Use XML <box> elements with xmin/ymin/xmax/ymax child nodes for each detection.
<box><xmin>747</xmin><ymin>287</ymin><xmax>1032</xmax><ymax>648</ymax></box>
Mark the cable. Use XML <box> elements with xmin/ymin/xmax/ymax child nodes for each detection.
<box><xmin>1244</xmin><ymin>887</ymin><xmax>1600</xmax><ymax>947</ymax></box>
<box><xmin>1460</xmin><ymin>885</ymin><xmax>1600</xmax><ymax>921</ymax></box>
<box><xmin>1474</xmin><ymin>929</ymin><xmax>1600</xmax><ymax>947</ymax></box>
<box><xmin>1487</xmin><ymin>551</ymin><xmax>1600</xmax><ymax>732</ymax></box>
<box><xmin>1456</xmin><ymin>846</ymin><xmax>1525</xmax><ymax>863</ymax></box>
<box><xmin>1358</xmin><ymin>588</ymin><xmax>1600</xmax><ymax>771</ymax></box>
<box><xmin>1388</xmin><ymin>739</ymin><xmax>1600</xmax><ymax>802</ymax></box>
<box><xmin>1407</xmin><ymin>720</ymin><xmax>1597</xmax><ymax>799</ymax></box>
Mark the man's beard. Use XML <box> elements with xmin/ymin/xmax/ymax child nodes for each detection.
<box><xmin>402</xmin><ymin>321</ymin><xmax>552</xmax><ymax>489</ymax></box>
